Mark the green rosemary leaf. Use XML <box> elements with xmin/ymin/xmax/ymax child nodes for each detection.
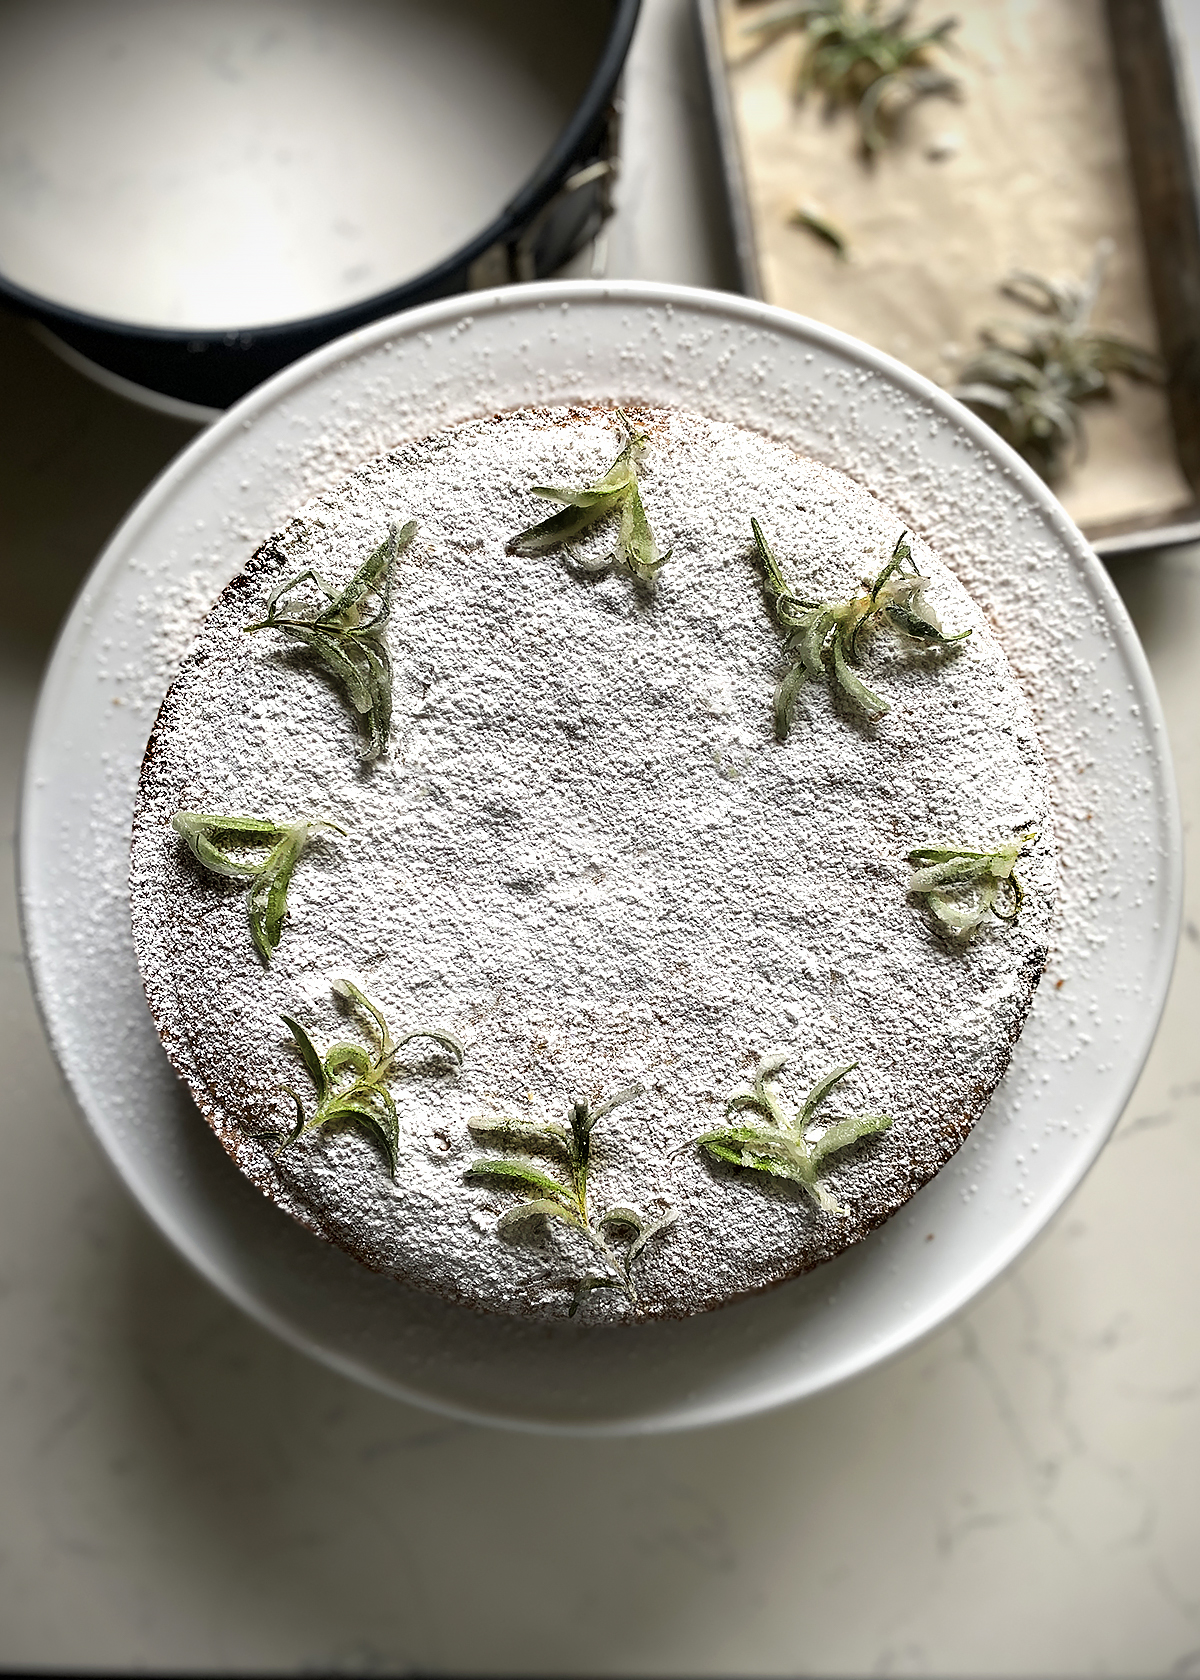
<box><xmin>808</xmin><ymin>1113</ymin><xmax>892</xmax><ymax>1168</ymax></box>
<box><xmin>284</xmin><ymin>624</ymin><xmax>374</xmax><ymax>713</ymax></box>
<box><xmin>278</xmin><ymin>1088</ymin><xmax>307</xmax><ymax>1152</ymax></box>
<box><xmin>323</xmin><ymin>1096</ymin><xmax>399</xmax><ymax>1175</ymax></box>
<box><xmin>925</xmin><ymin>888</ymin><xmax>994</xmax><ymax>937</ymax></box>
<box><xmin>187</xmin><ymin>813</ymin><xmax>342</xmax><ymax>962</ymax></box>
<box><xmin>323</xmin><ymin>1043</ymin><xmax>374</xmax><ymax>1079</ymax></box>
<box><xmin>908</xmin><ymin>854</ymin><xmax>991</xmax><ymax>888</ymax></box>
<box><xmin>878</xmin><ymin>532</ymin><xmax>912</xmax><ymax>583</ymax></box>
<box><xmin>331</xmin><ymin>977</ymin><xmax>392</xmax><ymax>1053</ymax></box>
<box><xmin>281</xmin><ymin>1015</ymin><xmax>327</xmax><ymax>1099</ymax></box>
<box><xmin>796</xmin><ymin>604</ymin><xmax>838</xmax><ymax>681</ymax></box>
<box><xmin>330</xmin><ymin>975</ymin><xmax>379</xmax><ymax>1015</ymax></box>
<box><xmin>753</xmin><ymin>1048</ymin><xmax>791</xmax><ymax>1089</ymax></box>
<box><xmin>242</xmin><ymin>823</ymin><xmax>314</xmax><ymax>959</ymax></box>
<box><xmin>466</xmin><ymin>1158</ymin><xmax>578</xmax><ymax>1207</ymax></box>
<box><xmin>393</xmin><ymin>1026</ymin><xmax>466</xmax><ymax>1066</ymax></box>
<box><xmin>695</xmin><ymin>1125</ymin><xmax>813</xmax><ymax>1182</ymax></box>
<box><xmin>774</xmin><ymin>659</ymin><xmax>810</xmax><ymax>741</ymax></box>
<box><xmin>468</xmin><ymin>1116</ymin><xmax>572</xmax><ymax>1158</ymax></box>
<box><xmin>625</xmin><ymin>1207</ymin><xmax>678</xmax><ymax>1268</ymax></box>
<box><xmin>596</xmin><ymin>1204</ymin><xmax>647</xmax><ymax>1238</ymax></box>
<box><xmin>875</xmin><ymin>570</ymin><xmax>970</xmax><ymax>649</ymax></box>
<box><xmin>325</xmin><ymin>520</ymin><xmax>414</xmax><ymax>621</ymax></box>
<box><xmin>498</xmin><ymin>1198</ymin><xmax>586</xmax><ymax>1236</ymax></box>
<box><xmin>357</xmin><ymin>637</ymin><xmax>394</xmax><ymax>760</ymax></box>
<box><xmin>529</xmin><ymin>485</ymin><xmax>624</xmax><ymax>508</ymax></box>
<box><xmin>260</xmin><ymin>565</ymin><xmax>330</xmax><ymax>624</ymax></box>
<box><xmin>507</xmin><ymin>432</ymin><xmax>639</xmax><ymax>556</ymax></box>
<box><xmin>831</xmin><ymin>634</ymin><xmax>890</xmax><ymax>720</ymax></box>
<box><xmin>569</xmin><ymin>1275</ymin><xmax>624</xmax><ymax>1316</ymax></box>
<box><xmin>589</xmin><ymin>1084</ymin><xmax>644</xmax><ymax>1122</ymax></box>
<box><xmin>171</xmin><ymin>812</ymin><xmax>281</xmax><ymax>878</ymax></box>
<box><xmin>884</xmin><ymin>603</ymin><xmax>948</xmax><ymax>642</ymax></box>
<box><xmin>728</xmin><ymin>1057</ymin><xmax>791</xmax><ymax>1134</ymax></box>
<box><xmin>506</xmin><ymin>495</ymin><xmax>625</xmax><ymax>557</ymax></box>
<box><xmin>530</xmin><ymin>437</ymin><xmax>638</xmax><ymax>507</ymax></box>
<box><xmin>799</xmin><ymin>1061</ymin><xmax>857</xmax><ymax>1127</ymax></box>
<box><xmin>908</xmin><ymin>845</ymin><xmax>1003</xmax><ymax>873</ymax></box>
<box><xmin>700</xmin><ymin>1122</ymin><xmax>787</xmax><ymax>1152</ymax></box>
<box><xmin>580</xmin><ymin>434</ymin><xmax>641</xmax><ymax>496</ymax></box>
<box><xmin>750</xmin><ymin>1050</ymin><xmax>796</xmax><ymax>1131</ymax></box>
<box><xmin>247</xmin><ymin>878</ymin><xmax>275</xmax><ymax>963</ymax></box>
<box><xmin>567</xmin><ymin>1097</ymin><xmax>595</xmax><ymax>1178</ymax></box>
<box><xmin>791</xmin><ymin>202</ymin><xmax>849</xmax><ymax>258</ymax></box>
<box><xmin>880</xmin><ymin>601</ymin><xmax>968</xmax><ymax>645</ymax></box>
<box><xmin>907</xmin><ymin>846</ymin><xmax>959</xmax><ymax>866</ymax></box>
<box><xmin>260</xmin><ymin>858</ymin><xmax>294</xmax><ymax>952</ymax></box>
<box><xmin>750</xmin><ymin>517</ymin><xmax>791</xmax><ymax>602</ymax></box>
<box><xmin>614</xmin><ymin>482</ymin><xmax>672</xmax><ymax>582</ymax></box>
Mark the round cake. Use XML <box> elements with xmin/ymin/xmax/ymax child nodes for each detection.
<box><xmin>129</xmin><ymin>404</ymin><xmax>1056</xmax><ymax>1320</ymax></box>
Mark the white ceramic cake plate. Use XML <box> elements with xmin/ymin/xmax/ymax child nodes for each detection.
<box><xmin>19</xmin><ymin>282</ymin><xmax>1180</xmax><ymax>1435</ymax></box>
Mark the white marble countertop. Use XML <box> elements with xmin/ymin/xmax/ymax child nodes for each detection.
<box><xmin>1</xmin><ymin>2</ymin><xmax>1198</xmax><ymax>1672</ymax></box>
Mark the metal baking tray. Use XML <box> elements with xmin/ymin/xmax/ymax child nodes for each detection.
<box><xmin>697</xmin><ymin>0</ymin><xmax>1200</xmax><ymax>558</ymax></box>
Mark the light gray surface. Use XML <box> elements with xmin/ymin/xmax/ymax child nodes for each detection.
<box><xmin>1</xmin><ymin>0</ymin><xmax>1198</xmax><ymax>1670</ymax></box>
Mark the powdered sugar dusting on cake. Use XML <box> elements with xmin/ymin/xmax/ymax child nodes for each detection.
<box><xmin>130</xmin><ymin>406</ymin><xmax>1055</xmax><ymax>1318</ymax></box>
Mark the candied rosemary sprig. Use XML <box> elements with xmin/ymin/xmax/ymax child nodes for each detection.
<box><xmin>689</xmin><ymin>1051</ymin><xmax>892</xmax><ymax>1216</ymax></box>
<box><xmin>908</xmin><ymin>832</ymin><xmax>1036</xmax><ymax>938</ymax></box>
<box><xmin>171</xmin><ymin>812</ymin><xmax>343</xmax><ymax>963</ymax></box>
<box><xmin>245</xmin><ymin>519</ymin><xmax>417</xmax><ymax>761</ymax></box>
<box><xmin>952</xmin><ymin>243</ymin><xmax>1161</xmax><ymax>483</ymax></box>
<box><xmin>277</xmin><ymin>979</ymin><xmax>463</xmax><ymax>1176</ymax></box>
<box><xmin>506</xmin><ymin>414</ymin><xmax>672</xmax><ymax>583</ymax></box>
<box><xmin>742</xmin><ymin>0</ymin><xmax>959</xmax><ymax>157</ymax></box>
<box><xmin>751</xmin><ymin>518</ymin><xmax>970</xmax><ymax>737</ymax></box>
<box><xmin>466</xmin><ymin>1087</ymin><xmax>677</xmax><ymax>1315</ymax></box>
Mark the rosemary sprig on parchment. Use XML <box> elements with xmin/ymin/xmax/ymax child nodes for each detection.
<box><xmin>467</xmin><ymin>1086</ymin><xmax>677</xmax><ymax>1315</ymax></box>
<box><xmin>689</xmin><ymin>1051</ymin><xmax>892</xmax><ymax>1215</ymax></box>
<box><xmin>245</xmin><ymin>520</ymin><xmax>416</xmax><ymax>761</ymax></box>
<box><xmin>908</xmin><ymin>833</ymin><xmax>1035</xmax><ymax>938</ymax></box>
<box><xmin>506</xmin><ymin>415</ymin><xmax>672</xmax><ymax>584</ymax></box>
<box><xmin>952</xmin><ymin>243</ymin><xmax>1161</xmax><ymax>482</ymax></box>
<box><xmin>171</xmin><ymin>812</ymin><xmax>343</xmax><ymax>963</ymax></box>
<box><xmin>741</xmin><ymin>0</ymin><xmax>959</xmax><ymax>157</ymax></box>
<box><xmin>752</xmin><ymin>519</ymin><xmax>969</xmax><ymax>736</ymax></box>
<box><xmin>277</xmin><ymin>979</ymin><xmax>463</xmax><ymax>1175</ymax></box>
